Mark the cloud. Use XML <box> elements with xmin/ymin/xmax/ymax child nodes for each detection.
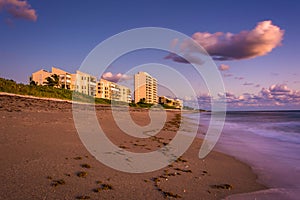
<box><xmin>192</xmin><ymin>84</ymin><xmax>300</xmax><ymax>109</ymax></box>
<box><xmin>170</xmin><ymin>38</ymin><xmax>179</xmax><ymax>49</ymax></box>
<box><xmin>234</xmin><ymin>76</ymin><xmax>244</xmax><ymax>80</ymax></box>
<box><xmin>169</xmin><ymin>20</ymin><xmax>284</xmax><ymax>62</ymax></box>
<box><xmin>259</xmin><ymin>84</ymin><xmax>300</xmax><ymax>105</ymax></box>
<box><xmin>0</xmin><ymin>0</ymin><xmax>37</xmax><ymax>21</ymax></box>
<box><xmin>193</xmin><ymin>20</ymin><xmax>284</xmax><ymax>60</ymax></box>
<box><xmin>101</xmin><ymin>72</ymin><xmax>132</xmax><ymax>83</ymax></box>
<box><xmin>232</xmin><ymin>84</ymin><xmax>299</xmax><ymax>108</ymax></box>
<box><xmin>243</xmin><ymin>82</ymin><xmax>254</xmax><ymax>86</ymax></box>
<box><xmin>164</xmin><ymin>53</ymin><xmax>204</xmax><ymax>65</ymax></box>
<box><xmin>271</xmin><ymin>72</ymin><xmax>279</xmax><ymax>76</ymax></box>
<box><xmin>223</xmin><ymin>73</ymin><xmax>233</xmax><ymax>78</ymax></box>
<box><xmin>219</xmin><ymin>64</ymin><xmax>230</xmax><ymax>71</ymax></box>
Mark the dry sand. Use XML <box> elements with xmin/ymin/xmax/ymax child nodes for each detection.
<box><xmin>0</xmin><ymin>93</ymin><xmax>266</xmax><ymax>199</ymax></box>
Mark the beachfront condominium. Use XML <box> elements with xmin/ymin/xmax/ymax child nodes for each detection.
<box><xmin>52</xmin><ymin>67</ymin><xmax>72</xmax><ymax>89</ymax></box>
<box><xmin>72</xmin><ymin>70</ymin><xmax>97</xmax><ymax>96</ymax></box>
<box><xmin>30</xmin><ymin>67</ymin><xmax>71</xmax><ymax>88</ymax></box>
<box><xmin>96</xmin><ymin>79</ymin><xmax>131</xmax><ymax>103</ymax></box>
<box><xmin>158</xmin><ymin>96</ymin><xmax>183</xmax><ymax>109</ymax></box>
<box><xmin>134</xmin><ymin>71</ymin><xmax>157</xmax><ymax>104</ymax></box>
<box><xmin>30</xmin><ymin>67</ymin><xmax>96</xmax><ymax>96</ymax></box>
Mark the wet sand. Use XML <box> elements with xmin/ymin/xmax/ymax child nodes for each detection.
<box><xmin>0</xmin><ymin>93</ymin><xmax>266</xmax><ymax>199</ymax></box>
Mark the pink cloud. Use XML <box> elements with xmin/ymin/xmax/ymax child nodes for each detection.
<box><xmin>102</xmin><ymin>72</ymin><xmax>132</xmax><ymax>83</ymax></box>
<box><xmin>0</xmin><ymin>0</ymin><xmax>37</xmax><ymax>21</ymax></box>
<box><xmin>193</xmin><ymin>20</ymin><xmax>284</xmax><ymax>60</ymax></box>
<box><xmin>196</xmin><ymin>84</ymin><xmax>300</xmax><ymax>109</ymax></box>
<box><xmin>169</xmin><ymin>20</ymin><xmax>284</xmax><ymax>62</ymax></box>
<box><xmin>219</xmin><ymin>64</ymin><xmax>230</xmax><ymax>71</ymax></box>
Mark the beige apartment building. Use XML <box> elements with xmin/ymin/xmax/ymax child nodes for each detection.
<box><xmin>159</xmin><ymin>96</ymin><xmax>183</xmax><ymax>109</ymax></box>
<box><xmin>134</xmin><ymin>71</ymin><xmax>157</xmax><ymax>104</ymax></box>
<box><xmin>30</xmin><ymin>67</ymin><xmax>96</xmax><ymax>96</ymax></box>
<box><xmin>52</xmin><ymin>67</ymin><xmax>72</xmax><ymax>89</ymax></box>
<box><xmin>30</xmin><ymin>67</ymin><xmax>72</xmax><ymax>88</ymax></box>
<box><xmin>96</xmin><ymin>79</ymin><xmax>131</xmax><ymax>103</ymax></box>
<box><xmin>30</xmin><ymin>69</ymin><xmax>51</xmax><ymax>86</ymax></box>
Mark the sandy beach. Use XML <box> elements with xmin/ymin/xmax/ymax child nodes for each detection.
<box><xmin>0</xmin><ymin>93</ymin><xmax>266</xmax><ymax>200</ymax></box>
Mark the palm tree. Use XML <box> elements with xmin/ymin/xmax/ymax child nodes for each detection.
<box><xmin>29</xmin><ymin>80</ymin><xmax>37</xmax><ymax>86</ymax></box>
<box><xmin>44</xmin><ymin>74</ymin><xmax>60</xmax><ymax>87</ymax></box>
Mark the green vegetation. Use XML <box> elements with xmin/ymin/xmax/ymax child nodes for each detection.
<box><xmin>0</xmin><ymin>77</ymin><xmax>111</xmax><ymax>104</ymax></box>
<box><xmin>182</xmin><ymin>105</ymin><xmax>207</xmax><ymax>112</ymax></box>
<box><xmin>182</xmin><ymin>105</ymin><xmax>195</xmax><ymax>110</ymax></box>
<box><xmin>0</xmin><ymin>78</ymin><xmax>152</xmax><ymax>107</ymax></box>
<box><xmin>136</xmin><ymin>102</ymin><xmax>154</xmax><ymax>108</ymax></box>
<box><xmin>44</xmin><ymin>74</ymin><xmax>60</xmax><ymax>87</ymax></box>
<box><xmin>0</xmin><ymin>77</ymin><xmax>73</xmax><ymax>100</ymax></box>
<box><xmin>160</xmin><ymin>103</ymin><xmax>178</xmax><ymax>110</ymax></box>
<box><xmin>0</xmin><ymin>77</ymin><xmax>205</xmax><ymax>110</ymax></box>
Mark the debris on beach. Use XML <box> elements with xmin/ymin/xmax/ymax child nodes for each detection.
<box><xmin>77</xmin><ymin>171</ymin><xmax>88</xmax><ymax>178</ymax></box>
<box><xmin>76</xmin><ymin>195</ymin><xmax>90</xmax><ymax>199</ymax></box>
<box><xmin>163</xmin><ymin>191</ymin><xmax>182</xmax><ymax>198</ymax></box>
<box><xmin>81</xmin><ymin>164</ymin><xmax>91</xmax><ymax>169</ymax></box>
<box><xmin>174</xmin><ymin>168</ymin><xmax>192</xmax><ymax>173</ymax></box>
<box><xmin>210</xmin><ymin>184</ymin><xmax>233</xmax><ymax>190</ymax></box>
<box><xmin>93</xmin><ymin>183</ymin><xmax>113</xmax><ymax>192</ymax></box>
<box><xmin>51</xmin><ymin>179</ymin><xmax>65</xmax><ymax>187</ymax></box>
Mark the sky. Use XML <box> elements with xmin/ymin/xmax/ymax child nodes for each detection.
<box><xmin>0</xmin><ymin>0</ymin><xmax>299</xmax><ymax>110</ymax></box>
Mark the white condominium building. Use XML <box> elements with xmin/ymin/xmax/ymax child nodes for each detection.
<box><xmin>134</xmin><ymin>71</ymin><xmax>157</xmax><ymax>104</ymax></box>
<box><xmin>72</xmin><ymin>70</ymin><xmax>97</xmax><ymax>96</ymax></box>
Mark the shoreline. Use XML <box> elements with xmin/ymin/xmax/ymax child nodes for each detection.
<box><xmin>196</xmin><ymin>111</ymin><xmax>299</xmax><ymax>200</ymax></box>
<box><xmin>0</xmin><ymin>94</ymin><xmax>266</xmax><ymax>199</ymax></box>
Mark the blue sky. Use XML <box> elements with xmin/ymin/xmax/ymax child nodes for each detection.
<box><xmin>0</xmin><ymin>0</ymin><xmax>299</xmax><ymax>110</ymax></box>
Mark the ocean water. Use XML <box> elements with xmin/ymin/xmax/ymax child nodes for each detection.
<box><xmin>185</xmin><ymin>111</ymin><xmax>300</xmax><ymax>200</ymax></box>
